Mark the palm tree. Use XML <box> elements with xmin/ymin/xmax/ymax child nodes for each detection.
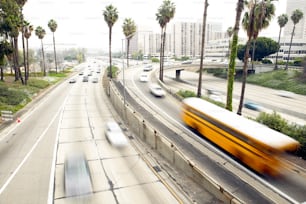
<box><xmin>0</xmin><ymin>41</ymin><xmax>13</xmax><ymax>81</ymax></box>
<box><xmin>156</xmin><ymin>0</ymin><xmax>175</xmax><ymax>82</ymax></box>
<box><xmin>226</xmin><ymin>27</ymin><xmax>233</xmax><ymax>58</ymax></box>
<box><xmin>35</xmin><ymin>26</ymin><xmax>46</xmax><ymax>76</ymax></box>
<box><xmin>122</xmin><ymin>18</ymin><xmax>136</xmax><ymax>67</ymax></box>
<box><xmin>23</xmin><ymin>20</ymin><xmax>33</xmax><ymax>82</ymax></box>
<box><xmin>237</xmin><ymin>0</ymin><xmax>275</xmax><ymax>115</ymax></box>
<box><xmin>274</xmin><ymin>14</ymin><xmax>288</xmax><ymax>70</ymax></box>
<box><xmin>285</xmin><ymin>9</ymin><xmax>304</xmax><ymax>70</ymax></box>
<box><xmin>250</xmin><ymin>0</ymin><xmax>275</xmax><ymax>71</ymax></box>
<box><xmin>103</xmin><ymin>4</ymin><xmax>118</xmax><ymax>78</ymax></box>
<box><xmin>48</xmin><ymin>19</ymin><xmax>58</xmax><ymax>73</ymax></box>
<box><xmin>196</xmin><ymin>0</ymin><xmax>209</xmax><ymax>98</ymax></box>
<box><xmin>225</xmin><ymin>0</ymin><xmax>245</xmax><ymax>111</ymax></box>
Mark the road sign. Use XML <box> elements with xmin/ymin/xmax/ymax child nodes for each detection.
<box><xmin>1</xmin><ymin>110</ymin><xmax>13</xmax><ymax>121</ymax></box>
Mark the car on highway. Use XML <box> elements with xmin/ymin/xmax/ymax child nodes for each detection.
<box><xmin>244</xmin><ymin>101</ymin><xmax>262</xmax><ymax>111</ymax></box>
<box><xmin>64</xmin><ymin>151</ymin><xmax>93</xmax><ymax>197</ymax></box>
<box><xmin>82</xmin><ymin>76</ymin><xmax>88</xmax><ymax>82</ymax></box>
<box><xmin>143</xmin><ymin>65</ymin><xmax>153</xmax><ymax>71</ymax></box>
<box><xmin>105</xmin><ymin>121</ymin><xmax>128</xmax><ymax>147</ymax></box>
<box><xmin>69</xmin><ymin>78</ymin><xmax>77</xmax><ymax>83</ymax></box>
<box><xmin>92</xmin><ymin>77</ymin><xmax>98</xmax><ymax>83</ymax></box>
<box><xmin>139</xmin><ymin>72</ymin><xmax>149</xmax><ymax>82</ymax></box>
<box><xmin>276</xmin><ymin>90</ymin><xmax>294</xmax><ymax>98</ymax></box>
<box><xmin>149</xmin><ymin>83</ymin><xmax>165</xmax><ymax>97</ymax></box>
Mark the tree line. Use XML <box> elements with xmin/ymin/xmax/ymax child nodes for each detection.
<box><xmin>102</xmin><ymin>0</ymin><xmax>304</xmax><ymax>115</ymax></box>
<box><xmin>0</xmin><ymin>0</ymin><xmax>58</xmax><ymax>84</ymax></box>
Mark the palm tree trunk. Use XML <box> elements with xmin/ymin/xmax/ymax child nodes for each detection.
<box><xmin>109</xmin><ymin>27</ymin><xmax>112</xmax><ymax>78</ymax></box>
<box><xmin>161</xmin><ymin>28</ymin><xmax>167</xmax><ymax>82</ymax></box>
<box><xmin>127</xmin><ymin>39</ymin><xmax>130</xmax><ymax>67</ymax></box>
<box><xmin>0</xmin><ymin>66</ymin><xmax>3</xmax><ymax>81</ymax></box>
<box><xmin>11</xmin><ymin>39</ymin><xmax>18</xmax><ymax>81</ymax></box>
<box><xmin>226</xmin><ymin>0</ymin><xmax>244</xmax><ymax>111</ymax></box>
<box><xmin>197</xmin><ymin>0</ymin><xmax>208</xmax><ymax>97</ymax></box>
<box><xmin>251</xmin><ymin>39</ymin><xmax>256</xmax><ymax>71</ymax></box>
<box><xmin>21</xmin><ymin>30</ymin><xmax>27</xmax><ymax>85</ymax></box>
<box><xmin>159</xmin><ymin>28</ymin><xmax>163</xmax><ymax>81</ymax></box>
<box><xmin>26</xmin><ymin>39</ymin><xmax>29</xmax><ymax>80</ymax></box>
<box><xmin>53</xmin><ymin>33</ymin><xmax>58</xmax><ymax>73</ymax></box>
<box><xmin>285</xmin><ymin>25</ymin><xmax>295</xmax><ymax>70</ymax></box>
<box><xmin>0</xmin><ymin>57</ymin><xmax>4</xmax><ymax>81</ymax></box>
<box><xmin>274</xmin><ymin>27</ymin><xmax>282</xmax><ymax>70</ymax></box>
<box><xmin>41</xmin><ymin>40</ymin><xmax>46</xmax><ymax>76</ymax></box>
<box><xmin>237</xmin><ymin>38</ymin><xmax>251</xmax><ymax>115</ymax></box>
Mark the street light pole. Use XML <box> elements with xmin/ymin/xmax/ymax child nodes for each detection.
<box><xmin>122</xmin><ymin>39</ymin><xmax>126</xmax><ymax>106</ymax></box>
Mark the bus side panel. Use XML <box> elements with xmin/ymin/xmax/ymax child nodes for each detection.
<box><xmin>182</xmin><ymin>110</ymin><xmax>281</xmax><ymax>176</ymax></box>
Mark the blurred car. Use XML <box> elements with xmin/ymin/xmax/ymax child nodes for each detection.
<box><xmin>64</xmin><ymin>151</ymin><xmax>93</xmax><ymax>197</ymax></box>
<box><xmin>143</xmin><ymin>65</ymin><xmax>153</xmax><ymax>71</ymax></box>
<box><xmin>276</xmin><ymin>90</ymin><xmax>294</xmax><ymax>98</ymax></box>
<box><xmin>105</xmin><ymin>121</ymin><xmax>128</xmax><ymax>147</ymax></box>
<box><xmin>69</xmin><ymin>78</ymin><xmax>77</xmax><ymax>83</ymax></box>
<box><xmin>181</xmin><ymin>60</ymin><xmax>192</xmax><ymax>64</ymax></box>
<box><xmin>244</xmin><ymin>101</ymin><xmax>262</xmax><ymax>111</ymax></box>
<box><xmin>92</xmin><ymin>77</ymin><xmax>98</xmax><ymax>83</ymax></box>
<box><xmin>139</xmin><ymin>72</ymin><xmax>149</xmax><ymax>82</ymax></box>
<box><xmin>149</xmin><ymin>83</ymin><xmax>165</xmax><ymax>97</ymax></box>
<box><xmin>82</xmin><ymin>76</ymin><xmax>88</xmax><ymax>82</ymax></box>
<box><xmin>209</xmin><ymin>94</ymin><xmax>222</xmax><ymax>103</ymax></box>
<box><xmin>79</xmin><ymin>72</ymin><xmax>84</xmax><ymax>75</ymax></box>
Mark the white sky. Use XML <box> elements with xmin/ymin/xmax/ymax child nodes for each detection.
<box><xmin>22</xmin><ymin>0</ymin><xmax>287</xmax><ymax>52</ymax></box>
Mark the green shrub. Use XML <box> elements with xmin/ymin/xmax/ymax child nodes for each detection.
<box><xmin>0</xmin><ymin>86</ymin><xmax>28</xmax><ymax>106</ymax></box>
<box><xmin>106</xmin><ymin>65</ymin><xmax>119</xmax><ymax>78</ymax></box>
<box><xmin>256</xmin><ymin>111</ymin><xmax>306</xmax><ymax>159</ymax></box>
<box><xmin>27</xmin><ymin>79</ymin><xmax>50</xmax><ymax>89</ymax></box>
<box><xmin>207</xmin><ymin>68</ymin><xmax>227</xmax><ymax>78</ymax></box>
<box><xmin>177</xmin><ymin>90</ymin><xmax>196</xmax><ymax>98</ymax></box>
<box><xmin>256</xmin><ymin>111</ymin><xmax>288</xmax><ymax>132</ymax></box>
<box><xmin>151</xmin><ymin>57</ymin><xmax>159</xmax><ymax>63</ymax></box>
<box><xmin>262</xmin><ymin>59</ymin><xmax>272</xmax><ymax>64</ymax></box>
<box><xmin>247</xmin><ymin>70</ymin><xmax>306</xmax><ymax>95</ymax></box>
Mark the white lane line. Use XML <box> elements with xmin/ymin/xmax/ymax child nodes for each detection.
<box><xmin>0</xmin><ymin>100</ymin><xmax>65</xmax><ymax>195</ymax></box>
<box><xmin>47</xmin><ymin>94</ymin><xmax>69</xmax><ymax>204</ymax></box>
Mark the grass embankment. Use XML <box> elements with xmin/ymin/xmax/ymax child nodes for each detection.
<box><xmin>179</xmin><ymin>69</ymin><xmax>306</xmax><ymax>159</ymax></box>
<box><xmin>0</xmin><ymin>71</ymin><xmax>70</xmax><ymax>114</ymax></box>
<box><xmin>248</xmin><ymin>70</ymin><xmax>306</xmax><ymax>158</ymax></box>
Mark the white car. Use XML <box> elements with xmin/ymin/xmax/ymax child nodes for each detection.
<box><xmin>143</xmin><ymin>65</ymin><xmax>153</xmax><ymax>71</ymax></box>
<box><xmin>105</xmin><ymin>121</ymin><xmax>128</xmax><ymax>147</ymax></box>
<box><xmin>139</xmin><ymin>72</ymin><xmax>149</xmax><ymax>82</ymax></box>
<box><xmin>92</xmin><ymin>77</ymin><xmax>98</xmax><ymax>83</ymax></box>
<box><xmin>149</xmin><ymin>83</ymin><xmax>165</xmax><ymax>97</ymax></box>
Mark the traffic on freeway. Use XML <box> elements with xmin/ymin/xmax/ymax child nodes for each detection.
<box><xmin>116</xmin><ymin>60</ymin><xmax>306</xmax><ymax>204</ymax></box>
<box><xmin>0</xmin><ymin>59</ymin><xmax>189</xmax><ymax>204</ymax></box>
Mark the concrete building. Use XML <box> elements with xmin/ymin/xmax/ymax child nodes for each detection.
<box><xmin>268</xmin><ymin>38</ymin><xmax>306</xmax><ymax>62</ymax></box>
<box><xmin>170</xmin><ymin>22</ymin><xmax>202</xmax><ymax>58</ymax></box>
<box><xmin>169</xmin><ymin>21</ymin><xmax>225</xmax><ymax>58</ymax></box>
<box><xmin>284</xmin><ymin>0</ymin><xmax>306</xmax><ymax>39</ymax></box>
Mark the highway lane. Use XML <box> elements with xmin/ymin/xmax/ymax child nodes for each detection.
<box><xmin>119</xmin><ymin>62</ymin><xmax>306</xmax><ymax>203</ymax></box>
<box><xmin>0</xmin><ymin>71</ymin><xmax>73</xmax><ymax>203</ymax></box>
<box><xmin>0</xmin><ymin>60</ymin><xmax>186</xmax><ymax>204</ymax></box>
<box><xmin>53</xmin><ymin>63</ymin><xmax>184</xmax><ymax>204</ymax></box>
<box><xmin>162</xmin><ymin>68</ymin><xmax>306</xmax><ymax>125</ymax></box>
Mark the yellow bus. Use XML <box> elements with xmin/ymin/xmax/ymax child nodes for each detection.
<box><xmin>181</xmin><ymin>97</ymin><xmax>300</xmax><ymax>177</ymax></box>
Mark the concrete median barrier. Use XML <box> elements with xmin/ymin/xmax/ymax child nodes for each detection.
<box><xmin>105</xmin><ymin>78</ymin><xmax>243</xmax><ymax>204</ymax></box>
